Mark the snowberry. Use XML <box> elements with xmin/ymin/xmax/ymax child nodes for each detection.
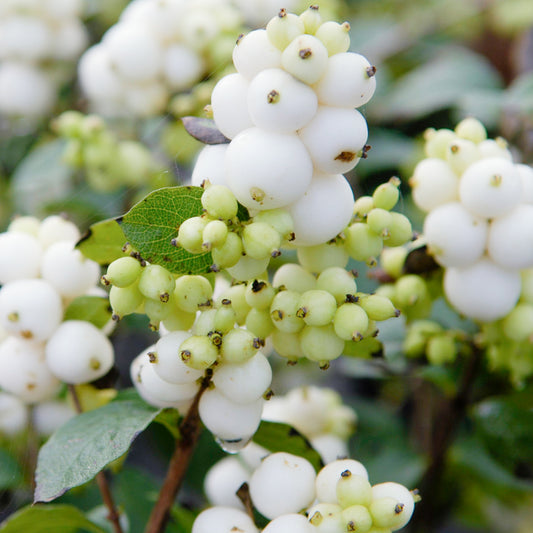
<box><xmin>41</xmin><ymin>241</ymin><xmax>101</xmax><ymax>299</ymax></box>
<box><xmin>300</xmin><ymin>324</ymin><xmax>345</xmax><ymax>364</ymax></box>
<box><xmin>123</xmin><ymin>80</ymin><xmax>168</xmax><ymax>117</ymax></box>
<box><xmin>45</xmin><ymin>320</ymin><xmax>114</xmax><ymax>384</ymax></box>
<box><xmin>7</xmin><ymin>216</ymin><xmax>40</xmax><ymax>236</ymax></box>
<box><xmin>245</xmin><ymin>279</ymin><xmax>276</xmax><ymax>310</ymax></box>
<box><xmin>266</xmin><ymin>9</ymin><xmax>305</xmax><ymax>50</ymax></box>
<box><xmin>314</xmin><ymin>21</ymin><xmax>351</xmax><ymax>55</ymax></box>
<box><xmin>315</xmin><ymin>459</ymin><xmax>369</xmax><ymax>503</ymax></box>
<box><xmin>247</xmin><ymin>68</ymin><xmax>318</xmax><ymax>133</ymax></box>
<box><xmin>0</xmin><ymin>15</ymin><xmax>52</xmax><ymax>62</ymax></box>
<box><xmin>225</xmin><ymin>127</ymin><xmax>313</xmax><ymax>210</ymax></box>
<box><xmin>232</xmin><ymin>29</ymin><xmax>282</xmax><ymax>81</ymax></box>
<box><xmin>192</xmin><ymin>506</ymin><xmax>258</xmax><ymax>533</ymax></box>
<box><xmin>245</xmin><ymin>308</ymin><xmax>274</xmax><ymax>339</ymax></box>
<box><xmin>344</xmin><ymin>223</ymin><xmax>383</xmax><ymax>264</ymax></box>
<box><xmin>211</xmin><ymin>232</ymin><xmax>244</xmax><ymax>269</ymax></box>
<box><xmin>201</xmin><ymin>183</ymin><xmax>238</xmax><ymax>219</ymax></box>
<box><xmin>179</xmin><ymin>335</ymin><xmax>219</xmax><ymax>370</ymax></box>
<box><xmin>249</xmin><ymin>452</ymin><xmax>316</xmax><ymax>519</ymax></box>
<box><xmin>373</xmin><ymin>179</ymin><xmax>400</xmax><ymax>211</ymax></box>
<box><xmin>478</xmin><ymin>138</ymin><xmax>512</xmax><ymax>160</ymax></box>
<box><xmin>32</xmin><ymin>400</ymin><xmax>75</xmax><ymax>436</ymax></box>
<box><xmin>308</xmin><ymin>502</ymin><xmax>344</xmax><ymax>532</ymax></box>
<box><xmin>359</xmin><ymin>295</ymin><xmax>399</xmax><ymax>321</ymax></box>
<box><xmin>281</xmin><ymin>33</ymin><xmax>329</xmax><ymax>85</ymax></box>
<box><xmin>198</xmin><ymin>387</ymin><xmax>264</xmax><ymax>442</ymax></box>
<box><xmin>297</xmin><ymin>242</ymin><xmax>349</xmax><ymax>273</ymax></box>
<box><xmin>263</xmin><ymin>514</ymin><xmax>314</xmax><ymax>533</ymax></box>
<box><xmin>423</xmin><ymin>202</ymin><xmax>488</xmax><ymax>268</ymax></box>
<box><xmin>38</xmin><ymin>215</ymin><xmax>81</xmax><ymax>249</ymax></box>
<box><xmin>297</xmin><ymin>290</ymin><xmax>337</xmax><ymax>326</ymax></box>
<box><xmin>102</xmin><ymin>257</ymin><xmax>143</xmax><ymax>288</ymax></box>
<box><xmin>334</xmin><ymin>303</ymin><xmax>369</xmax><ymax>341</ymax></box>
<box><xmin>299</xmin><ymin>106</ymin><xmax>368</xmax><ymax>175</ymax></box>
<box><xmin>424</xmin><ymin>128</ymin><xmax>456</xmax><ymax>159</ymax></box>
<box><xmin>443</xmin><ymin>257</ymin><xmax>521</xmax><ymax>322</ymax></box>
<box><xmin>204</xmin><ymin>456</ymin><xmax>250</xmax><ymax>509</ymax></box>
<box><xmin>226</xmin><ymin>255</ymin><xmax>270</xmax><ymax>282</ymax></box>
<box><xmin>0</xmin><ymin>336</ymin><xmax>60</xmax><ymax>403</ymax></box>
<box><xmin>410</xmin><ymin>158</ymin><xmax>459</xmax><ymax>212</ymax></box>
<box><xmin>299</xmin><ymin>5</ymin><xmax>323</xmax><ymax>34</ymax></box>
<box><xmin>219</xmin><ymin>327</ymin><xmax>259</xmax><ymax>364</ymax></box>
<box><xmin>138</xmin><ymin>264</ymin><xmax>175</xmax><ymax>302</ymax></box>
<box><xmin>314</xmin><ymin>52</ymin><xmax>376</xmax><ymax>108</ymax></box>
<box><xmin>253</xmin><ymin>209</ymin><xmax>294</xmax><ymax>241</ymax></box>
<box><xmin>163</xmin><ymin>44</ymin><xmax>204</xmax><ymax>91</ymax></box>
<box><xmin>0</xmin><ymin>279</ymin><xmax>63</xmax><ymax>342</ymax></box>
<box><xmin>0</xmin><ymin>392</ymin><xmax>28</xmax><ymax>436</ymax></box>
<box><xmin>0</xmin><ymin>231</ymin><xmax>42</xmax><ymax>284</ymax></box>
<box><xmin>242</xmin><ymin>222</ymin><xmax>281</xmax><ymax>259</ymax></box>
<box><xmin>370</xmin><ymin>482</ymin><xmax>415</xmax><ymax>530</ymax></box>
<box><xmin>192</xmin><ymin>145</ymin><xmax>229</xmax><ymax>188</ymax></box>
<box><xmin>487</xmin><ymin>204</ymin><xmax>533</xmax><ymax>269</ymax></box>
<box><xmin>272</xmin><ymin>263</ymin><xmax>316</xmax><ymax>293</ymax></box>
<box><xmin>174</xmin><ymin>275</ymin><xmax>213</xmax><ymax>313</ymax></box>
<box><xmin>455</xmin><ymin>117</ymin><xmax>487</xmax><ymax>144</ymax></box>
<box><xmin>502</xmin><ymin>303</ymin><xmax>533</xmax><ymax>342</ymax></box>
<box><xmin>445</xmin><ymin>138</ymin><xmax>479</xmax><ymax>175</ymax></box>
<box><xmin>310</xmin><ymin>434</ymin><xmax>350</xmax><ymax>465</ymax></box>
<box><xmin>288</xmin><ymin>173</ymin><xmax>354</xmax><ymax>246</ymax></box>
<box><xmin>109</xmin><ymin>282</ymin><xmax>144</xmax><ymax>320</ymax></box>
<box><xmin>317</xmin><ymin>267</ymin><xmax>357</xmax><ymax>305</ymax></box>
<box><xmin>459</xmin><ymin>157</ymin><xmax>522</xmax><ymax>219</ymax></box>
<box><xmin>270</xmin><ymin>290</ymin><xmax>305</xmax><ymax>334</ymax></box>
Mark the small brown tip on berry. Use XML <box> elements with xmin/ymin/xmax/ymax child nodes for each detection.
<box><xmin>335</xmin><ymin>151</ymin><xmax>356</xmax><ymax>162</ymax></box>
<box><xmin>340</xmin><ymin>469</ymin><xmax>352</xmax><ymax>478</ymax></box>
<box><xmin>345</xmin><ymin>294</ymin><xmax>358</xmax><ymax>303</ymax></box>
<box><xmin>288</xmin><ymin>232</ymin><xmax>296</xmax><ymax>241</ymax></box>
<box><xmin>101</xmin><ymin>275</ymin><xmax>110</xmax><ymax>286</ymax></box>
<box><xmin>271</xmin><ymin>249</ymin><xmax>281</xmax><ymax>258</ymax></box>
<box><xmin>394</xmin><ymin>503</ymin><xmax>405</xmax><ymax>514</ymax></box>
<box><xmin>394</xmin><ymin>308</ymin><xmax>401</xmax><ymax>317</ymax></box>
<box><xmin>309</xmin><ymin>511</ymin><xmax>322</xmax><ymax>526</ymax></box>
<box><xmin>236</xmin><ymin>33</ymin><xmax>244</xmax><ymax>44</ymax></box>
<box><xmin>148</xmin><ymin>351</ymin><xmax>157</xmax><ymax>363</ymax></box>
<box><xmin>263</xmin><ymin>388</ymin><xmax>274</xmax><ymax>400</ymax></box>
<box><xmin>160</xmin><ymin>292</ymin><xmax>170</xmax><ymax>303</ymax></box>
<box><xmin>209</xmin><ymin>264</ymin><xmax>220</xmax><ymax>273</ymax></box>
<box><xmin>362</xmin><ymin>144</ymin><xmax>372</xmax><ymax>159</ymax></box>
<box><xmin>299</xmin><ymin>48</ymin><xmax>313</xmax><ymax>59</ymax></box>
<box><xmin>450</xmin><ymin>144</ymin><xmax>460</xmax><ymax>154</ymax></box>
<box><xmin>278</xmin><ymin>8</ymin><xmax>287</xmax><ymax>17</ymax></box>
<box><xmin>351</xmin><ymin>269</ymin><xmax>359</xmax><ymax>278</ymax></box>
<box><xmin>342</xmin><ymin>21</ymin><xmax>351</xmax><ymax>31</ymax></box>
<box><xmin>352</xmin><ymin>332</ymin><xmax>364</xmax><ymax>341</ymax></box>
<box><xmin>310</xmin><ymin>5</ymin><xmax>319</xmax><ymax>11</ymax></box>
<box><xmin>296</xmin><ymin>307</ymin><xmax>308</xmax><ymax>318</ymax></box>
<box><xmin>7</xmin><ymin>312</ymin><xmax>19</xmax><ymax>323</ymax></box>
<box><xmin>180</xmin><ymin>350</ymin><xmax>191</xmax><ymax>362</ymax></box>
<box><xmin>253</xmin><ymin>337</ymin><xmax>263</xmax><ymax>349</ymax></box>
<box><xmin>347</xmin><ymin>522</ymin><xmax>356</xmax><ymax>532</ymax></box>
<box><xmin>112</xmin><ymin>314</ymin><xmax>120</xmax><ymax>322</ymax></box>
<box><xmin>267</xmin><ymin>89</ymin><xmax>280</xmax><ymax>104</ymax></box>
<box><xmin>221</xmin><ymin>298</ymin><xmax>232</xmax><ymax>305</ymax></box>
<box><xmin>319</xmin><ymin>361</ymin><xmax>330</xmax><ymax>370</ymax></box>
<box><xmin>366</xmin><ymin>65</ymin><xmax>377</xmax><ymax>78</ymax></box>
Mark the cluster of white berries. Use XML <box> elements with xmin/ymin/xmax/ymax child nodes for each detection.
<box><xmin>0</xmin><ymin>216</ymin><xmax>114</xmax><ymax>406</ymax></box>
<box><xmin>0</xmin><ymin>0</ymin><xmax>88</xmax><ymax>117</ymax></box>
<box><xmin>411</xmin><ymin>117</ymin><xmax>533</xmax><ymax>323</ymax></box>
<box><xmin>78</xmin><ymin>0</ymin><xmax>243</xmax><ymax>117</ymax></box>
<box><xmin>194</xmin><ymin>453</ymin><xmax>417</xmax><ymax>533</ymax></box>
<box><xmin>194</xmin><ymin>5</ymin><xmax>376</xmax><ymax>247</ymax></box>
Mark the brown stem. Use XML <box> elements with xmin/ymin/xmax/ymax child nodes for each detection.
<box><xmin>144</xmin><ymin>375</ymin><xmax>211</xmax><ymax>533</ymax></box>
<box><xmin>68</xmin><ymin>385</ymin><xmax>124</xmax><ymax>533</ymax></box>
<box><xmin>411</xmin><ymin>345</ymin><xmax>483</xmax><ymax>531</ymax></box>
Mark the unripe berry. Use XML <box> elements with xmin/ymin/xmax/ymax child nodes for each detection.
<box><xmin>316</xmin><ymin>459</ymin><xmax>369</xmax><ymax>504</ymax></box>
<box><xmin>245</xmin><ymin>308</ymin><xmax>274</xmax><ymax>339</ymax></box>
<box><xmin>297</xmin><ymin>289</ymin><xmax>337</xmax><ymax>326</ymax></box>
<box><xmin>353</xmin><ymin>196</ymin><xmax>374</xmax><ymax>218</ymax></box>
<box><xmin>144</xmin><ymin>297</ymin><xmax>173</xmax><ymax>327</ymax></box>
<box><xmin>202</xmin><ymin>220</ymin><xmax>228</xmax><ymax>251</ymax></box>
<box><xmin>270</xmin><ymin>290</ymin><xmax>305</xmax><ymax>333</ymax></box>
<box><xmin>521</xmin><ymin>269</ymin><xmax>533</xmax><ymax>304</ymax></box>
<box><xmin>315</xmin><ymin>21</ymin><xmax>351</xmax><ymax>55</ymax></box>
<box><xmin>220</xmin><ymin>327</ymin><xmax>259</xmax><ymax>364</ymax></box>
<box><xmin>502</xmin><ymin>303</ymin><xmax>533</xmax><ymax>341</ymax></box>
<box><xmin>211</xmin><ymin>232</ymin><xmax>243</xmax><ymax>269</ymax></box>
<box><xmin>387</xmin><ymin>213</ymin><xmax>413</xmax><ymax>247</ymax></box>
<box><xmin>403</xmin><ymin>320</ymin><xmax>443</xmax><ymax>358</ymax></box>
<box><xmin>367</xmin><ymin>208</ymin><xmax>393</xmax><ymax>238</ymax></box>
<box><xmin>253</xmin><ymin>209</ymin><xmax>294</xmax><ymax>242</ymax></box>
<box><xmin>344</xmin><ymin>223</ymin><xmax>383</xmax><ymax>264</ymax></box>
<box><xmin>455</xmin><ymin>117</ymin><xmax>487</xmax><ymax>143</ymax></box>
<box><xmin>300</xmin><ymin>324</ymin><xmax>345</xmax><ymax>364</ymax></box>
<box><xmin>394</xmin><ymin>275</ymin><xmax>428</xmax><ymax>309</ymax></box>
<box><xmin>213</xmin><ymin>302</ymin><xmax>237</xmax><ymax>336</ymax></box>
<box><xmin>201</xmin><ymin>185</ymin><xmax>238</xmax><ymax>220</ymax></box>
<box><xmin>174</xmin><ymin>275</ymin><xmax>213</xmax><ymax>313</ymax></box>
<box><xmin>226</xmin><ymin>255</ymin><xmax>270</xmax><ymax>282</ymax></box>
<box><xmin>308</xmin><ymin>503</ymin><xmax>344</xmax><ymax>532</ymax></box>
<box><xmin>299</xmin><ymin>5</ymin><xmax>322</xmax><ymax>34</ymax></box>
<box><xmin>102</xmin><ymin>256</ymin><xmax>142</xmax><ymax>288</ymax></box>
<box><xmin>336</xmin><ymin>470</ymin><xmax>373</xmax><ymax>507</ymax></box>
<box><xmin>138</xmin><ymin>264</ymin><xmax>175</xmax><ymax>302</ymax></box>
<box><xmin>216</xmin><ymin>284</ymin><xmax>251</xmax><ymax>324</ymax></box>
<box><xmin>272</xmin><ymin>263</ymin><xmax>316</xmax><ymax>292</ymax></box>
<box><xmin>359</xmin><ymin>294</ymin><xmax>399</xmax><ymax>321</ymax></box>
<box><xmin>109</xmin><ymin>282</ymin><xmax>143</xmax><ymax>319</ymax></box>
<box><xmin>271</xmin><ymin>329</ymin><xmax>304</xmax><ymax>361</ymax></box>
<box><xmin>297</xmin><ymin>242</ymin><xmax>349</xmax><ymax>273</ymax></box>
<box><xmin>179</xmin><ymin>335</ymin><xmax>219</xmax><ymax>370</ymax></box>
<box><xmin>266</xmin><ymin>10</ymin><xmax>305</xmax><ymax>50</ymax></box>
<box><xmin>424</xmin><ymin>128</ymin><xmax>456</xmax><ymax>159</ymax></box>
<box><xmin>193</xmin><ymin>309</ymin><xmax>217</xmax><ymax>337</ymax></box>
<box><xmin>281</xmin><ymin>34</ymin><xmax>329</xmax><ymax>85</ymax></box>
<box><xmin>445</xmin><ymin>138</ymin><xmax>479</xmax><ymax>175</ymax></box>
<box><xmin>426</xmin><ymin>334</ymin><xmax>456</xmax><ymax>365</ymax></box>
<box><xmin>177</xmin><ymin>216</ymin><xmax>208</xmax><ymax>254</ymax></box>
<box><xmin>245</xmin><ymin>279</ymin><xmax>276</xmax><ymax>309</ymax></box>
<box><xmin>341</xmin><ymin>505</ymin><xmax>373</xmax><ymax>533</ymax></box>
<box><xmin>380</xmin><ymin>247</ymin><xmax>407</xmax><ymax>279</ymax></box>
<box><xmin>372</xmin><ymin>178</ymin><xmax>400</xmax><ymax>211</ymax></box>
<box><xmin>370</xmin><ymin>482</ymin><xmax>415</xmax><ymax>530</ymax></box>
<box><xmin>334</xmin><ymin>303</ymin><xmax>369</xmax><ymax>341</ymax></box>
<box><xmin>316</xmin><ymin>267</ymin><xmax>357</xmax><ymax>304</ymax></box>
<box><xmin>242</xmin><ymin>222</ymin><xmax>281</xmax><ymax>259</ymax></box>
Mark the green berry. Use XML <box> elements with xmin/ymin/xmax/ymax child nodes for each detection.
<box><xmin>353</xmin><ymin>196</ymin><xmax>374</xmax><ymax>218</ymax></box>
<box><xmin>297</xmin><ymin>242</ymin><xmax>349</xmax><ymax>273</ymax></box>
<box><xmin>201</xmin><ymin>185</ymin><xmax>238</xmax><ymax>220</ymax></box>
<box><xmin>272</xmin><ymin>263</ymin><xmax>316</xmax><ymax>292</ymax></box>
<box><xmin>369</xmin><ymin>497</ymin><xmax>407</xmax><ymax>530</ymax></box>
<box><xmin>270</xmin><ymin>290</ymin><xmax>305</xmax><ymax>333</ymax></box>
<box><xmin>445</xmin><ymin>138</ymin><xmax>479</xmax><ymax>175</ymax></box>
<box><xmin>162</xmin><ymin>306</ymin><xmax>197</xmax><ymax>332</ymax></box>
<box><xmin>316</xmin><ymin>267</ymin><xmax>357</xmax><ymax>304</ymax></box>
<box><xmin>220</xmin><ymin>328</ymin><xmax>259</xmax><ymax>364</ymax></box>
<box><xmin>202</xmin><ymin>220</ymin><xmax>228</xmax><ymax>251</ymax></box>
<box><xmin>521</xmin><ymin>269</ymin><xmax>533</xmax><ymax>304</ymax></box>
<box><xmin>253</xmin><ymin>208</ymin><xmax>294</xmax><ymax>242</ymax></box>
<box><xmin>242</xmin><ymin>222</ymin><xmax>281</xmax><ymax>259</ymax></box>
<box><xmin>455</xmin><ymin>117</ymin><xmax>487</xmax><ymax>144</ymax></box>
<box><xmin>424</xmin><ymin>128</ymin><xmax>456</xmax><ymax>159</ymax></box>
<box><xmin>102</xmin><ymin>256</ymin><xmax>143</xmax><ymax>288</ymax></box>
<box><xmin>367</xmin><ymin>208</ymin><xmax>393</xmax><ymax>238</ymax></box>
<box><xmin>359</xmin><ymin>294</ymin><xmax>399</xmax><ymax>321</ymax></box>
<box><xmin>394</xmin><ymin>275</ymin><xmax>428</xmax><ymax>309</ymax></box>
<box><xmin>386</xmin><ymin>213</ymin><xmax>413</xmax><ymax>247</ymax></box>
<box><xmin>373</xmin><ymin>178</ymin><xmax>400</xmax><ymax>211</ymax></box>
<box><xmin>245</xmin><ymin>308</ymin><xmax>274</xmax><ymax>339</ymax></box>
<box><xmin>271</xmin><ymin>329</ymin><xmax>304</xmax><ymax>362</ymax></box>
<box><xmin>245</xmin><ymin>279</ymin><xmax>276</xmax><ymax>310</ymax></box>
<box><xmin>502</xmin><ymin>303</ymin><xmax>533</xmax><ymax>341</ymax></box>
<box><xmin>299</xmin><ymin>5</ymin><xmax>322</xmax><ymax>34</ymax></box>
<box><xmin>174</xmin><ymin>275</ymin><xmax>213</xmax><ymax>313</ymax></box>
<box><xmin>179</xmin><ymin>335</ymin><xmax>219</xmax><ymax>370</ymax></box>
<box><xmin>297</xmin><ymin>289</ymin><xmax>337</xmax><ymax>326</ymax></box>
<box><xmin>380</xmin><ymin>247</ymin><xmax>407</xmax><ymax>279</ymax></box>
<box><xmin>300</xmin><ymin>323</ymin><xmax>344</xmax><ymax>365</ymax></box>
<box><xmin>403</xmin><ymin>320</ymin><xmax>443</xmax><ymax>358</ymax></box>
<box><xmin>426</xmin><ymin>334</ymin><xmax>456</xmax><ymax>365</ymax></box>
<box><xmin>193</xmin><ymin>309</ymin><xmax>217</xmax><ymax>336</ymax></box>
<box><xmin>344</xmin><ymin>223</ymin><xmax>383</xmax><ymax>264</ymax></box>
<box><xmin>109</xmin><ymin>282</ymin><xmax>144</xmax><ymax>319</ymax></box>
<box><xmin>266</xmin><ymin>9</ymin><xmax>305</xmax><ymax>50</ymax></box>
<box><xmin>336</xmin><ymin>470</ymin><xmax>372</xmax><ymax>508</ymax></box>
<box><xmin>211</xmin><ymin>232</ymin><xmax>243</xmax><ymax>269</ymax></box>
<box><xmin>177</xmin><ymin>216</ymin><xmax>208</xmax><ymax>254</ymax></box>
<box><xmin>214</xmin><ymin>302</ymin><xmax>237</xmax><ymax>334</ymax></box>
<box><xmin>138</xmin><ymin>264</ymin><xmax>175</xmax><ymax>302</ymax></box>
<box><xmin>144</xmin><ymin>297</ymin><xmax>173</xmax><ymax>329</ymax></box>
<box><xmin>341</xmin><ymin>504</ymin><xmax>373</xmax><ymax>533</ymax></box>
<box><xmin>334</xmin><ymin>303</ymin><xmax>369</xmax><ymax>341</ymax></box>
<box><xmin>216</xmin><ymin>284</ymin><xmax>251</xmax><ymax>324</ymax></box>
<box><xmin>314</xmin><ymin>21</ymin><xmax>351</xmax><ymax>55</ymax></box>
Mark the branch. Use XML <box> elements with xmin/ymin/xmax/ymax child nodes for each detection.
<box><xmin>68</xmin><ymin>385</ymin><xmax>124</xmax><ymax>533</ymax></box>
<box><xmin>144</xmin><ymin>375</ymin><xmax>211</xmax><ymax>533</ymax></box>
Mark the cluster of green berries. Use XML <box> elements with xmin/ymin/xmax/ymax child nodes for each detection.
<box><xmin>53</xmin><ymin>110</ymin><xmax>169</xmax><ymax>193</ymax></box>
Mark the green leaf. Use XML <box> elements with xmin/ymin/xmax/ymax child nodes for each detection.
<box><xmin>0</xmin><ymin>447</ymin><xmax>23</xmax><ymax>490</ymax></box>
<box><xmin>119</xmin><ymin>186</ymin><xmax>213</xmax><ymax>275</ymax></box>
<box><xmin>153</xmin><ymin>408</ymin><xmax>181</xmax><ymax>439</ymax></box>
<box><xmin>375</xmin><ymin>48</ymin><xmax>502</xmax><ymax>120</ymax></box>
<box><xmin>0</xmin><ymin>504</ymin><xmax>106</xmax><ymax>533</ymax></box>
<box><xmin>181</xmin><ymin>117</ymin><xmax>230</xmax><ymax>145</ymax></box>
<box><xmin>34</xmin><ymin>397</ymin><xmax>161</xmax><ymax>503</ymax></box>
<box><xmin>64</xmin><ymin>296</ymin><xmax>112</xmax><ymax>329</ymax></box>
<box><xmin>10</xmin><ymin>139</ymin><xmax>73</xmax><ymax>216</ymax></box>
<box><xmin>76</xmin><ymin>218</ymin><xmax>127</xmax><ymax>265</ymax></box>
<box><xmin>252</xmin><ymin>421</ymin><xmax>324</xmax><ymax>472</ymax></box>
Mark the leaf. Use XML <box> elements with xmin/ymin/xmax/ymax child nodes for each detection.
<box><xmin>153</xmin><ymin>408</ymin><xmax>181</xmax><ymax>439</ymax></box>
<box><xmin>64</xmin><ymin>296</ymin><xmax>112</xmax><ymax>329</ymax></box>
<box><xmin>34</xmin><ymin>396</ymin><xmax>161</xmax><ymax>503</ymax></box>
<box><xmin>0</xmin><ymin>447</ymin><xmax>23</xmax><ymax>490</ymax></box>
<box><xmin>252</xmin><ymin>421</ymin><xmax>324</xmax><ymax>472</ymax></box>
<box><xmin>0</xmin><ymin>504</ymin><xmax>106</xmax><ymax>533</ymax></box>
<box><xmin>119</xmin><ymin>186</ymin><xmax>213</xmax><ymax>275</ymax></box>
<box><xmin>76</xmin><ymin>218</ymin><xmax>127</xmax><ymax>265</ymax></box>
<box><xmin>10</xmin><ymin>139</ymin><xmax>74</xmax><ymax>216</ymax></box>
<box><xmin>375</xmin><ymin>48</ymin><xmax>502</xmax><ymax>120</ymax></box>
<box><xmin>181</xmin><ymin>117</ymin><xmax>230</xmax><ymax>145</ymax></box>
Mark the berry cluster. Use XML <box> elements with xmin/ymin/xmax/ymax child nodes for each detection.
<box><xmin>0</xmin><ymin>0</ymin><xmax>88</xmax><ymax>117</ymax></box>
<box><xmin>78</xmin><ymin>0</ymin><xmax>243</xmax><ymax>117</ymax></box>
<box><xmin>53</xmin><ymin>111</ymin><xmax>168</xmax><ymax>193</ymax></box>
<box><xmin>194</xmin><ymin>454</ymin><xmax>417</xmax><ymax>533</ymax></box>
<box><xmin>411</xmin><ymin>117</ymin><xmax>533</xmax><ymax>323</ymax></box>
<box><xmin>0</xmin><ymin>216</ymin><xmax>114</xmax><ymax>402</ymax></box>
<box><xmin>195</xmin><ymin>6</ymin><xmax>376</xmax><ymax>247</ymax></box>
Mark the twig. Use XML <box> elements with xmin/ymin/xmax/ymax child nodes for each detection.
<box><xmin>68</xmin><ymin>385</ymin><xmax>124</xmax><ymax>533</ymax></box>
<box><xmin>144</xmin><ymin>375</ymin><xmax>211</xmax><ymax>533</ymax></box>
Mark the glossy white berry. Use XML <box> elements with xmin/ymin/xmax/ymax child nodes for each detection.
<box><xmin>232</xmin><ymin>29</ymin><xmax>282</xmax><ymax>80</ymax></box>
<box><xmin>32</xmin><ymin>400</ymin><xmax>75</xmax><ymax>436</ymax></box>
<box><xmin>314</xmin><ymin>52</ymin><xmax>376</xmax><ymax>108</ymax></box>
<box><xmin>459</xmin><ymin>157</ymin><xmax>522</xmax><ymax>219</ymax></box>
<box><xmin>371</xmin><ymin>482</ymin><xmax>415</xmax><ymax>530</ymax></box>
<box><xmin>191</xmin><ymin>144</ymin><xmax>229</xmax><ymax>187</ymax></box>
<box><xmin>163</xmin><ymin>44</ymin><xmax>204</xmax><ymax>91</ymax></box>
<box><xmin>247</xmin><ymin>68</ymin><xmax>317</xmax><ymax>133</ymax></box>
<box><xmin>263</xmin><ymin>514</ymin><xmax>314</xmax><ymax>533</ymax></box>
<box><xmin>310</xmin><ymin>434</ymin><xmax>349</xmax><ymax>465</ymax></box>
<box><xmin>288</xmin><ymin>173</ymin><xmax>354</xmax><ymax>246</ymax></box>
<box><xmin>315</xmin><ymin>459</ymin><xmax>369</xmax><ymax>503</ymax></box>
<box><xmin>0</xmin><ymin>392</ymin><xmax>28</xmax><ymax>436</ymax></box>
<box><xmin>204</xmin><ymin>456</ymin><xmax>250</xmax><ymax>509</ymax></box>
<box><xmin>281</xmin><ymin>34</ymin><xmax>329</xmax><ymax>85</ymax></box>
<box><xmin>38</xmin><ymin>215</ymin><xmax>81</xmax><ymax>249</ymax></box>
<box><xmin>45</xmin><ymin>321</ymin><xmax>114</xmax><ymax>384</ymax></box>
<box><xmin>0</xmin><ymin>231</ymin><xmax>42</xmax><ymax>284</ymax></box>
<box><xmin>249</xmin><ymin>452</ymin><xmax>316</xmax><ymax>519</ymax></box>
<box><xmin>192</xmin><ymin>506</ymin><xmax>258</xmax><ymax>533</ymax></box>
<box><xmin>423</xmin><ymin>202</ymin><xmax>488</xmax><ymax>268</ymax></box>
<box><xmin>225</xmin><ymin>127</ymin><xmax>313</xmax><ymax>210</ymax></box>
<box><xmin>444</xmin><ymin>257</ymin><xmax>521</xmax><ymax>322</ymax></box>
<box><xmin>299</xmin><ymin>106</ymin><xmax>368</xmax><ymax>175</ymax></box>
<box><xmin>0</xmin><ymin>279</ymin><xmax>63</xmax><ymax>342</ymax></box>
